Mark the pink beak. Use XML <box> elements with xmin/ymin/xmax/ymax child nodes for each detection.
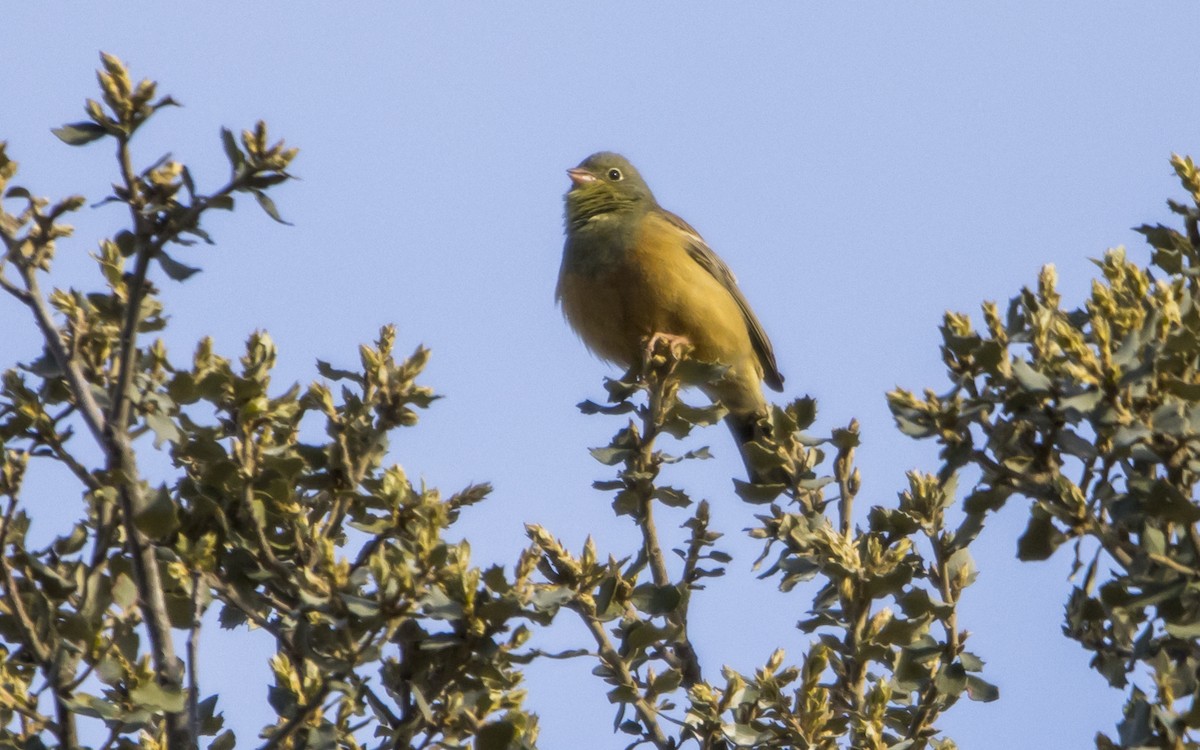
<box><xmin>567</xmin><ymin>167</ymin><xmax>596</xmax><ymax>187</ymax></box>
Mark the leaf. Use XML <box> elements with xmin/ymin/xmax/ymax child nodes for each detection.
<box><xmin>112</xmin><ymin>574</ymin><xmax>137</xmax><ymax>609</ymax></box>
<box><xmin>253</xmin><ymin>189</ymin><xmax>292</xmax><ymax>225</ymax></box>
<box><xmin>934</xmin><ymin>661</ymin><xmax>967</xmax><ymax>697</ymax></box>
<box><xmin>209</xmin><ymin>731</ymin><xmax>236</xmax><ymax>750</ymax></box>
<box><xmin>732</xmin><ymin>478</ymin><xmax>785</xmax><ymax>504</ymax></box>
<box><xmin>475</xmin><ymin>719</ymin><xmax>520</xmax><ymax>750</ymax></box>
<box><xmin>218</xmin><ymin>604</ymin><xmax>248</xmax><ymax>629</ymax></box>
<box><xmin>52</xmin><ymin>121</ymin><xmax>107</xmax><ymax>146</ymax></box>
<box><xmin>1016</xmin><ymin>506</ymin><xmax>1065</xmax><ymax>561</ymax></box>
<box><xmin>577</xmin><ymin>399</ymin><xmax>635</xmax><ymax>415</ymax></box>
<box><xmin>630</xmin><ymin>584</ymin><xmax>682</xmax><ymax>616</ymax></box>
<box><xmin>945</xmin><ymin>548</ymin><xmax>978</xmax><ymax>587</ymax></box>
<box><xmin>343</xmin><ymin>595</ymin><xmax>381</xmax><ymax>618</ymax></box>
<box><xmin>787</xmin><ymin>395</ymin><xmax>818</xmax><ymax>430</ymax></box>
<box><xmin>1056</xmin><ymin>429</ymin><xmax>1097</xmax><ymax>460</ymax></box>
<box><xmin>129</xmin><ymin>682</ymin><xmax>186</xmax><ymax>712</ymax></box>
<box><xmin>155</xmin><ymin>251</ymin><xmax>202</xmax><ymax>281</ymax></box>
<box><xmin>1143</xmin><ymin>479</ymin><xmax>1200</xmax><ymax>523</ymax></box>
<box><xmin>965</xmin><ymin>674</ymin><xmax>1000</xmax><ymax>702</ymax></box>
<box><xmin>1059</xmin><ymin>389</ymin><xmax>1102</xmax><ymax>415</ymax></box>
<box><xmin>221</xmin><ymin>127</ymin><xmax>244</xmax><ymax>170</ymax></box>
<box><xmin>652</xmin><ymin>486</ymin><xmax>691</xmax><ymax>508</ymax></box>
<box><xmin>314</xmin><ymin>359</ymin><xmax>363</xmax><ymax>383</ymax></box>
<box><xmin>1162</xmin><ymin>377</ymin><xmax>1200</xmax><ymax>401</ymax></box>
<box><xmin>589</xmin><ymin>446</ymin><xmax>631</xmax><ymax>466</ymax></box>
<box><xmin>1011</xmin><ymin>358</ymin><xmax>1052</xmax><ymax>392</ymax></box>
<box><xmin>146</xmin><ymin>411</ymin><xmax>182</xmax><ymax>448</ymax></box>
<box><xmin>1164</xmin><ymin>620</ymin><xmax>1200</xmax><ymax>639</ymax></box>
<box><xmin>135</xmin><ymin>486</ymin><xmax>179</xmax><ymax>539</ymax></box>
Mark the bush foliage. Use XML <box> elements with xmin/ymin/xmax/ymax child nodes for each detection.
<box><xmin>0</xmin><ymin>55</ymin><xmax>1196</xmax><ymax>750</ymax></box>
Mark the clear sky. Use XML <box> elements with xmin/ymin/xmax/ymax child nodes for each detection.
<box><xmin>3</xmin><ymin>4</ymin><xmax>1199</xmax><ymax>747</ymax></box>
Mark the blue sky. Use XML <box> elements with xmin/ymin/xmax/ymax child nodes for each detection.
<box><xmin>4</xmin><ymin>4</ymin><xmax>1199</xmax><ymax>747</ymax></box>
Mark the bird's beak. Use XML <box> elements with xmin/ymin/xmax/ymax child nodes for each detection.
<box><xmin>567</xmin><ymin>168</ymin><xmax>596</xmax><ymax>188</ymax></box>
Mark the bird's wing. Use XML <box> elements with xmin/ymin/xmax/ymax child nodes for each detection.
<box><xmin>660</xmin><ymin>209</ymin><xmax>785</xmax><ymax>391</ymax></box>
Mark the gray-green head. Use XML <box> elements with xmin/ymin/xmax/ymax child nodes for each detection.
<box><xmin>564</xmin><ymin>152</ymin><xmax>657</xmax><ymax>229</ymax></box>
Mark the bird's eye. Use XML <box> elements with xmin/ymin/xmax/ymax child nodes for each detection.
<box><xmin>607</xmin><ymin>168</ymin><xmax>623</xmax><ymax>181</ymax></box>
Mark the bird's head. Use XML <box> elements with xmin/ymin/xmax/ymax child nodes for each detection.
<box><xmin>564</xmin><ymin>152</ymin><xmax>655</xmax><ymax>229</ymax></box>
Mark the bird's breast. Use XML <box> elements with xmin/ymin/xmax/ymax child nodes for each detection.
<box><xmin>558</xmin><ymin>212</ymin><xmax>755</xmax><ymax>379</ymax></box>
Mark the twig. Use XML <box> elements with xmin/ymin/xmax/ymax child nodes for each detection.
<box><xmin>578</xmin><ymin>607</ymin><xmax>674</xmax><ymax>750</ymax></box>
<box><xmin>256</xmin><ymin>676</ymin><xmax>333</xmax><ymax>750</ymax></box>
<box><xmin>187</xmin><ymin>569</ymin><xmax>203</xmax><ymax>747</ymax></box>
<box><xmin>14</xmin><ymin>268</ymin><xmax>107</xmax><ymax>444</ymax></box>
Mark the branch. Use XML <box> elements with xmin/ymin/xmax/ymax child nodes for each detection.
<box><xmin>13</xmin><ymin>268</ymin><xmax>108</xmax><ymax>445</ymax></box>
<box><xmin>255</xmin><ymin>676</ymin><xmax>333</xmax><ymax>750</ymax></box>
<box><xmin>187</xmin><ymin>570</ymin><xmax>203</xmax><ymax>748</ymax></box>
<box><xmin>0</xmin><ymin>500</ymin><xmax>49</xmax><ymax>662</ymax></box>
<box><xmin>577</xmin><ymin>607</ymin><xmax>674</xmax><ymax>750</ymax></box>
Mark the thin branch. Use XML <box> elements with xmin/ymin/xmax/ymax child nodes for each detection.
<box><xmin>255</xmin><ymin>676</ymin><xmax>333</xmax><ymax>750</ymax></box>
<box><xmin>187</xmin><ymin>570</ymin><xmax>203</xmax><ymax>748</ymax></box>
<box><xmin>0</xmin><ymin>499</ymin><xmax>50</xmax><ymax>662</ymax></box>
<box><xmin>14</xmin><ymin>268</ymin><xmax>107</xmax><ymax>444</ymax></box>
<box><xmin>577</xmin><ymin>606</ymin><xmax>673</xmax><ymax>750</ymax></box>
<box><xmin>0</xmin><ymin>683</ymin><xmax>49</xmax><ymax>725</ymax></box>
<box><xmin>635</xmin><ymin>362</ymin><xmax>702</xmax><ymax>688</ymax></box>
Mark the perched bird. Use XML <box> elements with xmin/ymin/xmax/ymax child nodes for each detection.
<box><xmin>556</xmin><ymin>152</ymin><xmax>784</xmax><ymax>481</ymax></box>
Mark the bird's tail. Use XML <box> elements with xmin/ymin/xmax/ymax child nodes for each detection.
<box><xmin>724</xmin><ymin>411</ymin><xmax>774</xmax><ymax>485</ymax></box>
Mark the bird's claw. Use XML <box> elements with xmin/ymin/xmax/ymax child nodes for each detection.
<box><xmin>643</xmin><ymin>332</ymin><xmax>691</xmax><ymax>363</ymax></box>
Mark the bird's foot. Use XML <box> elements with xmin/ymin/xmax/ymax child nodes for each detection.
<box><xmin>642</xmin><ymin>332</ymin><xmax>691</xmax><ymax>363</ymax></box>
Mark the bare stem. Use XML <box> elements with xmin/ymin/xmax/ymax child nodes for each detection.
<box><xmin>187</xmin><ymin>570</ymin><xmax>203</xmax><ymax>748</ymax></box>
<box><xmin>578</xmin><ymin>607</ymin><xmax>673</xmax><ymax>750</ymax></box>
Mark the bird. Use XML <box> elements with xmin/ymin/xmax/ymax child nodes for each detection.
<box><xmin>556</xmin><ymin>151</ymin><xmax>784</xmax><ymax>482</ymax></box>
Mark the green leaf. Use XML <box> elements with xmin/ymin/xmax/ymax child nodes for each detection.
<box><xmin>135</xmin><ymin>486</ymin><xmax>179</xmax><ymax>539</ymax></box>
<box><xmin>314</xmin><ymin>359</ymin><xmax>363</xmax><ymax>383</ymax></box>
<box><xmin>343</xmin><ymin>595</ymin><xmax>381</xmax><ymax>618</ymax></box>
<box><xmin>1164</xmin><ymin>620</ymin><xmax>1200</xmax><ymax>639</ymax></box>
<box><xmin>52</xmin><ymin>121</ymin><xmax>107</xmax><ymax>146</ymax></box>
<box><xmin>1060</xmin><ymin>389</ymin><xmax>1102</xmax><ymax>415</ymax></box>
<box><xmin>1162</xmin><ymin>377</ymin><xmax>1200</xmax><ymax>401</ymax></box>
<box><xmin>1055</xmin><ymin>429</ymin><xmax>1097</xmax><ymax>460</ymax></box>
<box><xmin>650</xmin><ymin>668</ymin><xmax>683</xmax><ymax>695</ymax></box>
<box><xmin>209</xmin><ymin>731</ymin><xmax>236</xmax><ymax>750</ymax></box>
<box><xmin>732</xmin><ymin>478</ymin><xmax>785</xmax><ymax>504</ymax></box>
<box><xmin>630</xmin><ymin>584</ymin><xmax>682</xmax><ymax>616</ymax></box>
<box><xmin>786</xmin><ymin>396</ymin><xmax>818</xmax><ymax>430</ymax></box>
<box><xmin>1143</xmin><ymin>479</ymin><xmax>1200</xmax><ymax>523</ymax></box>
<box><xmin>965</xmin><ymin>674</ymin><xmax>1000</xmax><ymax>702</ymax></box>
<box><xmin>112</xmin><ymin>574</ymin><xmax>137</xmax><ymax>609</ymax></box>
<box><xmin>945</xmin><ymin>548</ymin><xmax>978</xmax><ymax>587</ymax></box>
<box><xmin>652</xmin><ymin>486</ymin><xmax>691</xmax><ymax>508</ymax></box>
<box><xmin>474</xmin><ymin>719</ymin><xmax>519</xmax><ymax>750</ymax></box>
<box><xmin>157</xmin><ymin>251</ymin><xmax>202</xmax><ymax>281</ymax></box>
<box><xmin>1011</xmin><ymin>358</ymin><xmax>1052</xmax><ymax>392</ymax></box>
<box><xmin>960</xmin><ymin>651</ymin><xmax>985</xmax><ymax>672</ymax></box>
<box><xmin>1151</xmin><ymin>403</ymin><xmax>1190</xmax><ymax>437</ymax></box>
<box><xmin>221</xmin><ymin>127</ymin><xmax>244</xmax><ymax>170</ymax></box>
<box><xmin>1016</xmin><ymin>506</ymin><xmax>1065</xmax><ymax>561</ymax></box>
<box><xmin>589</xmin><ymin>446</ymin><xmax>631</xmax><ymax>466</ymax></box>
<box><xmin>114</xmin><ymin>230</ymin><xmax>137</xmax><ymax>257</ymax></box>
<box><xmin>671</xmin><ymin>400</ymin><xmax>727</xmax><ymax>426</ymax></box>
<box><xmin>252</xmin><ymin>189</ymin><xmax>292</xmax><ymax>225</ymax></box>
<box><xmin>830</xmin><ymin>425</ymin><xmax>860</xmax><ymax>450</ymax></box>
<box><xmin>208</xmin><ymin>194</ymin><xmax>235</xmax><ymax>211</ymax></box>
<box><xmin>577</xmin><ymin>398</ymin><xmax>635</xmax><ymax>415</ymax></box>
<box><xmin>130</xmin><ymin>682</ymin><xmax>187</xmax><ymax>712</ymax></box>
<box><xmin>934</xmin><ymin>661</ymin><xmax>967</xmax><ymax>697</ymax></box>
<box><xmin>146</xmin><ymin>411</ymin><xmax>182</xmax><ymax>448</ymax></box>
